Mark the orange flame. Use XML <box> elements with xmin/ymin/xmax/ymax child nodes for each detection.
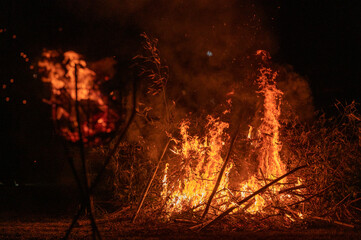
<box><xmin>233</xmin><ymin>65</ymin><xmax>286</xmax><ymax>213</ymax></box>
<box><xmin>39</xmin><ymin>51</ymin><xmax>103</xmax><ymax>102</ymax></box>
<box><xmin>38</xmin><ymin>50</ymin><xmax>117</xmax><ymax>142</ymax></box>
<box><xmin>163</xmin><ymin>116</ymin><xmax>232</xmax><ymax>213</ymax></box>
<box><xmin>162</xmin><ymin>51</ymin><xmax>298</xmax><ymax>216</ymax></box>
<box><xmin>255</xmin><ymin>66</ymin><xmax>285</xmax><ymax>179</ymax></box>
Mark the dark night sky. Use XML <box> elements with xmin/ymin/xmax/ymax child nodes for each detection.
<box><xmin>1</xmin><ymin>0</ymin><xmax>361</xmax><ymax>183</ymax></box>
<box><xmin>276</xmin><ymin>0</ymin><xmax>361</xmax><ymax>109</ymax></box>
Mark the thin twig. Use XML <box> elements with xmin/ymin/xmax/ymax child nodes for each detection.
<box><xmin>288</xmin><ymin>183</ymin><xmax>335</xmax><ymax>207</ymax></box>
<box><xmin>195</xmin><ymin>165</ymin><xmax>307</xmax><ymax>231</ymax></box>
<box><xmin>132</xmin><ymin>139</ymin><xmax>171</xmax><ymax>223</ymax></box>
<box><xmin>278</xmin><ymin>185</ymin><xmax>306</xmax><ymax>194</ymax></box>
<box><xmin>311</xmin><ymin>216</ymin><xmax>354</xmax><ymax>228</ymax></box>
<box><xmin>201</xmin><ymin>124</ymin><xmax>240</xmax><ymax>219</ymax></box>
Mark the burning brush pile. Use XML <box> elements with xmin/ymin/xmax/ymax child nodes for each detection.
<box><xmin>39</xmin><ymin>34</ymin><xmax>361</xmax><ymax>231</ymax></box>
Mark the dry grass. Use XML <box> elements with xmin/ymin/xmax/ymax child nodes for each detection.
<box><xmin>281</xmin><ymin>101</ymin><xmax>361</xmax><ymax>225</ymax></box>
<box><xmin>92</xmin><ymin>34</ymin><xmax>361</xmax><ymax>231</ymax></box>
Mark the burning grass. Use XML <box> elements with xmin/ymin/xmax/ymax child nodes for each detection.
<box><xmin>97</xmin><ymin>35</ymin><xmax>361</xmax><ymax>231</ymax></box>
<box><xmin>105</xmin><ymin>104</ymin><xmax>361</xmax><ymax>231</ymax></box>
<box><xmin>38</xmin><ymin>34</ymin><xmax>361</xmax><ymax>236</ymax></box>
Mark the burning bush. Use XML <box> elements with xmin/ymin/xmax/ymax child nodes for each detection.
<box><xmin>106</xmin><ymin>35</ymin><xmax>361</xmax><ymax>229</ymax></box>
<box><xmin>39</xmin><ymin>34</ymin><xmax>361</xmax><ymax>232</ymax></box>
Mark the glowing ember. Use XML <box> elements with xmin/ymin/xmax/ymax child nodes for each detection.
<box><xmin>38</xmin><ymin>50</ymin><xmax>118</xmax><ymax>143</ymax></box>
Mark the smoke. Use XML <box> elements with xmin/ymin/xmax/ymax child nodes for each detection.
<box><xmin>277</xmin><ymin>64</ymin><xmax>314</xmax><ymax>122</ymax></box>
<box><xmin>61</xmin><ymin>0</ymin><xmax>314</xmax><ymax>129</ymax></box>
<box><xmin>62</xmin><ymin>2</ymin><xmax>274</xmax><ymax>77</ymax></box>
<box><xmin>55</xmin><ymin>0</ymin><xmax>316</xmax><ymax>197</ymax></box>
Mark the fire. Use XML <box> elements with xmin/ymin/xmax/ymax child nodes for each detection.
<box><xmin>247</xmin><ymin>125</ymin><xmax>253</xmax><ymax>139</ymax></box>
<box><xmin>237</xmin><ymin>176</ymin><xmax>266</xmax><ymax>213</ymax></box>
<box><xmin>161</xmin><ymin>50</ymin><xmax>291</xmax><ymax>216</ymax></box>
<box><xmin>38</xmin><ymin>50</ymin><xmax>118</xmax><ymax>143</ymax></box>
<box><xmin>39</xmin><ymin>51</ymin><xmax>101</xmax><ymax>102</ymax></box>
<box><xmin>163</xmin><ymin>116</ymin><xmax>232</xmax><ymax>213</ymax></box>
<box><xmin>255</xmin><ymin>66</ymin><xmax>285</xmax><ymax>179</ymax></box>
<box><xmin>230</xmin><ymin>64</ymin><xmax>287</xmax><ymax>213</ymax></box>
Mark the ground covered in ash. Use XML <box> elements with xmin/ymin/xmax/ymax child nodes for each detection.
<box><xmin>1</xmin><ymin>185</ymin><xmax>360</xmax><ymax>240</ymax></box>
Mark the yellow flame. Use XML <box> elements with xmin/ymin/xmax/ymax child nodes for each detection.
<box><xmin>247</xmin><ymin>125</ymin><xmax>253</xmax><ymax>139</ymax></box>
<box><xmin>161</xmin><ymin>163</ymin><xmax>169</xmax><ymax>199</ymax></box>
<box><xmin>163</xmin><ymin>116</ymin><xmax>231</xmax><ymax>213</ymax></box>
<box><xmin>162</xmin><ymin>55</ymin><xmax>295</xmax><ymax>216</ymax></box>
<box><xmin>233</xmin><ymin>66</ymin><xmax>286</xmax><ymax>213</ymax></box>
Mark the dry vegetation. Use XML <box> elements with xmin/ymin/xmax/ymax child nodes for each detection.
<box><xmin>97</xmin><ymin>35</ymin><xmax>361</xmax><ymax>232</ymax></box>
<box><xmin>2</xmin><ymin>34</ymin><xmax>361</xmax><ymax>240</ymax></box>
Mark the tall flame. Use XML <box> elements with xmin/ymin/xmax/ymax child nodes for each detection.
<box><xmin>234</xmin><ymin>64</ymin><xmax>286</xmax><ymax>213</ymax></box>
<box><xmin>162</xmin><ymin>51</ymin><xmax>289</xmax><ymax>216</ymax></box>
<box><xmin>255</xmin><ymin>66</ymin><xmax>285</xmax><ymax>179</ymax></box>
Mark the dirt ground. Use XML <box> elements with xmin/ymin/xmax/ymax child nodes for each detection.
<box><xmin>1</xmin><ymin>185</ymin><xmax>360</xmax><ymax>239</ymax></box>
<box><xmin>1</xmin><ymin>218</ymin><xmax>360</xmax><ymax>240</ymax></box>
